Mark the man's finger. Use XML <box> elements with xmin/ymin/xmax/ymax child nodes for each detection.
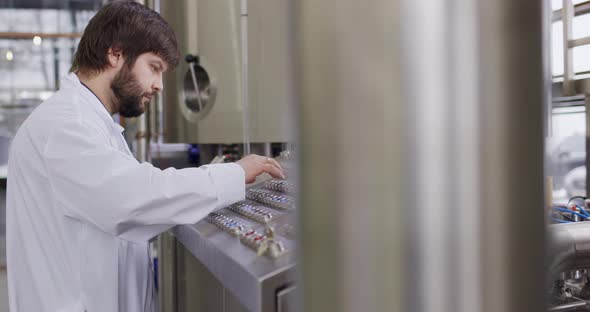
<box><xmin>257</xmin><ymin>156</ymin><xmax>285</xmax><ymax>177</ymax></box>
<box><xmin>264</xmin><ymin>163</ymin><xmax>286</xmax><ymax>179</ymax></box>
<box><xmin>256</xmin><ymin>155</ymin><xmax>269</xmax><ymax>163</ymax></box>
<box><xmin>267</xmin><ymin>158</ymin><xmax>285</xmax><ymax>176</ymax></box>
<box><xmin>266</xmin><ymin>161</ymin><xmax>285</xmax><ymax>179</ymax></box>
<box><xmin>259</xmin><ymin>157</ymin><xmax>285</xmax><ymax>176</ymax></box>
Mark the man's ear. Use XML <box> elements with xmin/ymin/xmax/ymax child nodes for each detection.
<box><xmin>107</xmin><ymin>48</ymin><xmax>124</xmax><ymax>69</ymax></box>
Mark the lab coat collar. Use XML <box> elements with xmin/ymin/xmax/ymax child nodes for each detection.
<box><xmin>62</xmin><ymin>73</ymin><xmax>125</xmax><ymax>133</ymax></box>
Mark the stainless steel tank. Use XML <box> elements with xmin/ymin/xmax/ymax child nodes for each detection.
<box><xmin>296</xmin><ymin>1</ymin><xmax>547</xmax><ymax>312</ymax></box>
<box><xmin>159</xmin><ymin>0</ymin><xmax>294</xmax><ymax>144</ymax></box>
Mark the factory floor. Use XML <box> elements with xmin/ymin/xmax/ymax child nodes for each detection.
<box><xmin>0</xmin><ymin>270</ymin><xmax>7</xmax><ymax>312</ymax></box>
<box><xmin>0</xmin><ymin>189</ymin><xmax>9</xmax><ymax>312</ymax></box>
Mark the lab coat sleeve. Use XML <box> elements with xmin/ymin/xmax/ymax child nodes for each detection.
<box><xmin>43</xmin><ymin>120</ymin><xmax>245</xmax><ymax>243</ymax></box>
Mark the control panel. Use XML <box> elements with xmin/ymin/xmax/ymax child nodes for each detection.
<box><xmin>171</xmin><ymin>168</ymin><xmax>298</xmax><ymax>312</ymax></box>
<box><xmin>204</xmin><ymin>178</ymin><xmax>297</xmax><ymax>258</ymax></box>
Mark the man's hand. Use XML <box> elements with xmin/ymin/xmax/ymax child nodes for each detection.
<box><xmin>236</xmin><ymin>154</ymin><xmax>286</xmax><ymax>184</ymax></box>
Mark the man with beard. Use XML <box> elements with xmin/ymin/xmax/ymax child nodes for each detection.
<box><xmin>6</xmin><ymin>1</ymin><xmax>285</xmax><ymax>312</ymax></box>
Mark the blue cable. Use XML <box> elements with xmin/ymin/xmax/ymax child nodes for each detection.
<box><xmin>551</xmin><ymin>217</ymin><xmax>572</xmax><ymax>224</ymax></box>
<box><xmin>555</xmin><ymin>205</ymin><xmax>590</xmax><ymax>218</ymax></box>
<box><xmin>553</xmin><ymin>207</ymin><xmax>590</xmax><ymax>220</ymax></box>
<box><xmin>575</xmin><ymin>205</ymin><xmax>590</xmax><ymax>217</ymax></box>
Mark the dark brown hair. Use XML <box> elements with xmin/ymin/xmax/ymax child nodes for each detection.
<box><xmin>71</xmin><ymin>0</ymin><xmax>180</xmax><ymax>75</ymax></box>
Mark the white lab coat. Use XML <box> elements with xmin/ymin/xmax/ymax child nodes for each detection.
<box><xmin>6</xmin><ymin>73</ymin><xmax>245</xmax><ymax>312</ymax></box>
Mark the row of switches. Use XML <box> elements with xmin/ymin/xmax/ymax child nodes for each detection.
<box><xmin>264</xmin><ymin>179</ymin><xmax>295</xmax><ymax>194</ymax></box>
<box><xmin>228</xmin><ymin>202</ymin><xmax>274</xmax><ymax>223</ymax></box>
<box><xmin>247</xmin><ymin>189</ymin><xmax>295</xmax><ymax>210</ymax></box>
<box><xmin>206</xmin><ymin>212</ymin><xmax>245</xmax><ymax>236</ymax></box>
<box><xmin>206</xmin><ymin>212</ymin><xmax>286</xmax><ymax>258</ymax></box>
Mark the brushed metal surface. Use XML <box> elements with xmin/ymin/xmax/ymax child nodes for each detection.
<box><xmin>549</xmin><ymin>222</ymin><xmax>590</xmax><ymax>276</ymax></box>
<box><xmin>172</xmin><ymin>179</ymin><xmax>297</xmax><ymax>312</ymax></box>
<box><xmin>160</xmin><ymin>0</ymin><xmax>293</xmax><ymax>144</ymax></box>
<box><xmin>296</xmin><ymin>0</ymin><xmax>545</xmax><ymax>312</ymax></box>
<box><xmin>173</xmin><ymin>221</ymin><xmax>296</xmax><ymax>312</ymax></box>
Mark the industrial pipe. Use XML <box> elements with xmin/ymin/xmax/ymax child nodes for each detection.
<box><xmin>548</xmin><ymin>222</ymin><xmax>590</xmax><ymax>277</ymax></box>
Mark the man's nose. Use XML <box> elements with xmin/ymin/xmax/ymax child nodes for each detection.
<box><xmin>153</xmin><ymin>75</ymin><xmax>163</xmax><ymax>93</ymax></box>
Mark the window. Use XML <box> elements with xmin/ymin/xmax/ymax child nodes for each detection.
<box><xmin>549</xmin><ymin>105</ymin><xmax>586</xmax><ymax>203</ymax></box>
<box><xmin>0</xmin><ymin>5</ymin><xmax>99</xmax><ymax>169</ymax></box>
<box><xmin>549</xmin><ymin>1</ymin><xmax>590</xmax><ymax>204</ymax></box>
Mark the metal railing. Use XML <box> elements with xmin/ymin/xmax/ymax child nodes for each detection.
<box><xmin>561</xmin><ymin>0</ymin><xmax>590</xmax><ymax>95</ymax></box>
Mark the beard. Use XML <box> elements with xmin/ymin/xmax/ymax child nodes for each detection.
<box><xmin>110</xmin><ymin>64</ymin><xmax>153</xmax><ymax>118</ymax></box>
